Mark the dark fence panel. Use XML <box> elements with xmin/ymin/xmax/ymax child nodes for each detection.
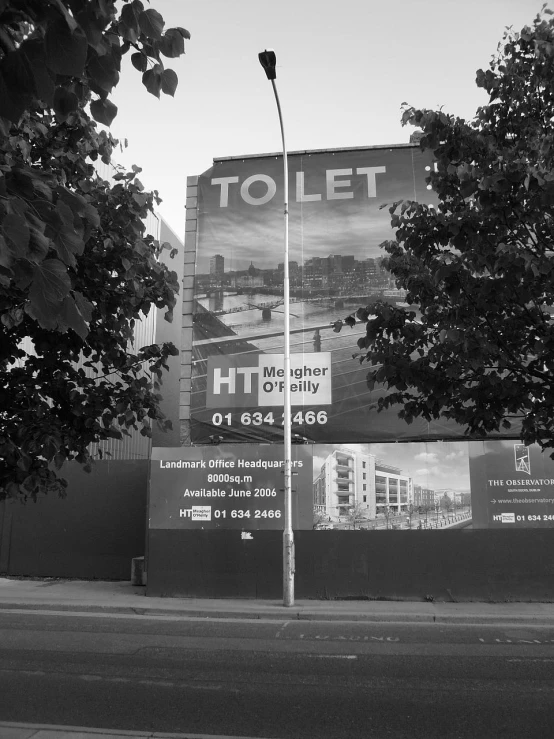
<box><xmin>0</xmin><ymin>460</ymin><xmax>148</xmax><ymax>580</ymax></box>
<box><xmin>147</xmin><ymin>530</ymin><xmax>283</xmax><ymax>598</ymax></box>
<box><xmin>147</xmin><ymin>529</ymin><xmax>554</xmax><ymax>601</ymax></box>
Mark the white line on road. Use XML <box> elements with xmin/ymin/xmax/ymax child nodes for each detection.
<box><xmin>274</xmin><ymin>621</ymin><xmax>290</xmax><ymax>638</ymax></box>
<box><xmin>0</xmin><ymin>668</ymin><xmax>241</xmax><ymax>693</ymax></box>
<box><xmin>0</xmin><ymin>720</ymin><xmax>275</xmax><ymax>739</ymax></box>
<box><xmin>0</xmin><ymin>609</ymin><xmax>287</xmax><ymax>624</ymax></box>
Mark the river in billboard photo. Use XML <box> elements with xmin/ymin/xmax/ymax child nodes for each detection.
<box><xmin>190</xmin><ymin>145</ymin><xmax>477</xmax><ymax>445</ymax></box>
<box><xmin>312</xmin><ymin>441</ymin><xmax>472</xmax><ymax>531</ymax></box>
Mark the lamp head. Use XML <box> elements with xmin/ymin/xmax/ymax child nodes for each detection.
<box><xmin>258</xmin><ymin>49</ymin><xmax>277</xmax><ymax>80</ymax></box>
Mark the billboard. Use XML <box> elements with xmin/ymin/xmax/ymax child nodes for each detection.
<box><xmin>469</xmin><ymin>440</ymin><xmax>554</xmax><ymax>528</ymax></box>
<box><xmin>150</xmin><ymin>444</ymin><xmax>313</xmax><ymax>530</ymax></box>
<box><xmin>149</xmin><ymin>441</ymin><xmax>554</xmax><ymax>532</ymax></box>
<box><xmin>190</xmin><ymin>145</ymin><xmax>519</xmax><ymax>445</ymax></box>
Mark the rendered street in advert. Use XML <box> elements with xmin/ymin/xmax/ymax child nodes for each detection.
<box><xmin>0</xmin><ymin>610</ymin><xmax>554</xmax><ymax>739</ymax></box>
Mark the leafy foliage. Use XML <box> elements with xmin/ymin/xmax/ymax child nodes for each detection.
<box><xmin>344</xmin><ymin>502</ymin><xmax>370</xmax><ymax>530</ymax></box>
<box><xmin>336</xmin><ymin>8</ymin><xmax>554</xmax><ymax>454</ymax></box>
<box><xmin>0</xmin><ymin>1</ymin><xmax>189</xmax><ymax>500</ymax></box>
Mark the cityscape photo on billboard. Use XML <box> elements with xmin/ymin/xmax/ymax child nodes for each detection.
<box><xmin>190</xmin><ymin>145</ymin><xmax>521</xmax><ymax>446</ymax></box>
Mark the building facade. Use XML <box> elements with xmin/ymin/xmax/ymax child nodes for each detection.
<box><xmin>413</xmin><ymin>485</ymin><xmax>435</xmax><ymax>509</ymax></box>
<box><xmin>313</xmin><ymin>449</ymin><xmax>412</xmax><ymax>521</ymax></box>
<box><xmin>374</xmin><ymin>461</ymin><xmax>412</xmax><ymax>515</ymax></box>
<box><xmin>210</xmin><ymin>254</ymin><xmax>224</xmax><ymax>281</ymax></box>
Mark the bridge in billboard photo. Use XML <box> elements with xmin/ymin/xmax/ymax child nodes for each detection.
<box><xmin>190</xmin><ymin>303</ymin><xmax>468</xmax><ymax>445</ymax></box>
<box><xmin>206</xmin><ymin>293</ymin><xmax>409</xmax><ymax>318</ymax></box>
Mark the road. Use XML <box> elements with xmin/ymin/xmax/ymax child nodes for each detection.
<box><xmin>0</xmin><ymin>609</ymin><xmax>553</xmax><ymax>738</ymax></box>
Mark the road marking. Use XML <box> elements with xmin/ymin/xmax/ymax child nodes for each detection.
<box><xmin>0</xmin><ymin>721</ymin><xmax>273</xmax><ymax>739</ymax></box>
<box><xmin>79</xmin><ymin>674</ymin><xmax>232</xmax><ymax>691</ymax></box>
<box><xmin>298</xmin><ymin>634</ymin><xmax>400</xmax><ymax>642</ymax></box>
<box><xmin>274</xmin><ymin>621</ymin><xmax>290</xmax><ymax>638</ymax></box>
<box><xmin>0</xmin><ymin>668</ymin><xmax>241</xmax><ymax>693</ymax></box>
<box><xmin>0</xmin><ymin>609</ymin><xmax>286</xmax><ymax>624</ymax></box>
<box><xmin>309</xmin><ymin>654</ymin><xmax>357</xmax><ymax>660</ymax></box>
<box><xmin>479</xmin><ymin>637</ymin><xmax>554</xmax><ymax>644</ymax></box>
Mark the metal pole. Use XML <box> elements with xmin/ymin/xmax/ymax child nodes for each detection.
<box><xmin>269</xmin><ymin>78</ymin><xmax>294</xmax><ymax>607</ymax></box>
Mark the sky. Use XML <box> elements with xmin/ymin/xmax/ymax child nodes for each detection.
<box><xmin>312</xmin><ymin>442</ymin><xmax>471</xmax><ymax>493</ymax></box>
<box><xmin>193</xmin><ymin>146</ymin><xmax>432</xmax><ymax>272</ymax></box>
<box><xmin>108</xmin><ymin>0</ymin><xmax>541</xmax><ymax>241</ymax></box>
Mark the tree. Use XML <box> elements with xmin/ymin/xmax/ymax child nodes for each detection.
<box><xmin>0</xmin><ymin>1</ymin><xmax>190</xmax><ymax>500</ymax></box>
<box><xmin>419</xmin><ymin>503</ymin><xmax>432</xmax><ymax>528</ymax></box>
<box><xmin>345</xmin><ymin>502</ymin><xmax>369</xmax><ymax>530</ymax></box>
<box><xmin>381</xmin><ymin>505</ymin><xmax>395</xmax><ymax>530</ymax></box>
<box><xmin>337</xmin><ymin>8</ymin><xmax>554</xmax><ymax>455</ymax></box>
<box><xmin>405</xmin><ymin>503</ymin><xmax>417</xmax><ymax>529</ymax></box>
<box><xmin>440</xmin><ymin>495</ymin><xmax>454</xmax><ymax>517</ymax></box>
<box><xmin>313</xmin><ymin>509</ymin><xmax>329</xmax><ymax>529</ymax></box>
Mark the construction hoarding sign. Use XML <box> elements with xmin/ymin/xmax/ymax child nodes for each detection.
<box><xmin>190</xmin><ymin>144</ymin><xmax>520</xmax><ymax>445</ymax></box>
<box><xmin>149</xmin><ymin>442</ymin><xmax>554</xmax><ymax>532</ymax></box>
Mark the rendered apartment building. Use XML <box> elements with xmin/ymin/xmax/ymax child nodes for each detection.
<box><xmin>413</xmin><ymin>484</ymin><xmax>436</xmax><ymax>508</ymax></box>
<box><xmin>313</xmin><ymin>448</ymin><xmax>412</xmax><ymax>520</ymax></box>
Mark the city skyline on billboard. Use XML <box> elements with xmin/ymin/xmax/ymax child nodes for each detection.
<box><xmin>196</xmin><ymin>146</ymin><xmax>434</xmax><ymax>274</ymax></box>
<box><xmin>190</xmin><ymin>144</ymin><xmax>522</xmax><ymax>446</ymax></box>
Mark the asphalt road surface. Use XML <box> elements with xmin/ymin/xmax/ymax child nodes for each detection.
<box><xmin>0</xmin><ymin>609</ymin><xmax>553</xmax><ymax>738</ymax></box>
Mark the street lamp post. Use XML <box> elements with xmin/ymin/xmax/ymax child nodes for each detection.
<box><xmin>258</xmin><ymin>49</ymin><xmax>294</xmax><ymax>607</ymax></box>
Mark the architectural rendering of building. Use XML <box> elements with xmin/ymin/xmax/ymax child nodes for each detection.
<box><xmin>313</xmin><ymin>448</ymin><xmax>412</xmax><ymax>520</ymax></box>
<box><xmin>413</xmin><ymin>485</ymin><xmax>435</xmax><ymax>508</ymax></box>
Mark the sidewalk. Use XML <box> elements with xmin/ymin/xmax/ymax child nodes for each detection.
<box><xmin>1</xmin><ymin>576</ymin><xmax>554</xmax><ymax>625</ymax></box>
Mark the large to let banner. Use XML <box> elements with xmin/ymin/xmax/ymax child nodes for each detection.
<box><xmin>190</xmin><ymin>146</ymin><xmax>518</xmax><ymax>445</ymax></box>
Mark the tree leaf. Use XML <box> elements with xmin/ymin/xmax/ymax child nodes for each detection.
<box><xmin>159</xmin><ymin>29</ymin><xmax>185</xmax><ymax>58</ymax></box>
<box><xmin>174</xmin><ymin>27</ymin><xmax>191</xmax><ymax>40</ymax></box>
<box><xmin>60</xmin><ymin>294</ymin><xmax>89</xmax><ymax>339</ymax></box>
<box><xmin>88</xmin><ymin>50</ymin><xmax>120</xmax><ymax>94</ymax></box>
<box><xmin>45</xmin><ymin>21</ymin><xmax>88</xmax><ymax>77</ymax></box>
<box><xmin>28</xmin><ymin>258</ymin><xmax>71</xmax><ymax>320</ymax></box>
<box><xmin>161</xmin><ymin>68</ymin><xmax>178</xmax><ymax>97</ymax></box>
<box><xmin>90</xmin><ymin>97</ymin><xmax>118</xmax><ymax>126</ymax></box>
<box><xmin>142</xmin><ymin>67</ymin><xmax>162</xmax><ymax>98</ymax></box>
<box><xmin>74</xmin><ymin>5</ymin><xmax>106</xmax><ymax>50</ymax></box>
<box><xmin>19</xmin><ymin>40</ymin><xmax>54</xmax><ymax>107</ymax></box>
<box><xmin>53</xmin><ymin>87</ymin><xmax>79</xmax><ymax>121</ymax></box>
<box><xmin>0</xmin><ymin>53</ymin><xmax>33</xmax><ymax>123</ymax></box>
<box><xmin>53</xmin><ymin>224</ymin><xmax>84</xmax><ymax>267</ymax></box>
<box><xmin>2</xmin><ymin>213</ymin><xmax>30</xmax><ymax>257</ymax></box>
<box><xmin>131</xmin><ymin>52</ymin><xmax>148</xmax><ymax>72</ymax></box>
<box><xmin>73</xmin><ymin>290</ymin><xmax>94</xmax><ymax>322</ymax></box>
<box><xmin>139</xmin><ymin>9</ymin><xmax>165</xmax><ymax>39</ymax></box>
<box><xmin>27</xmin><ymin>226</ymin><xmax>51</xmax><ymax>263</ymax></box>
<box><xmin>119</xmin><ymin>3</ymin><xmax>140</xmax><ymax>41</ymax></box>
